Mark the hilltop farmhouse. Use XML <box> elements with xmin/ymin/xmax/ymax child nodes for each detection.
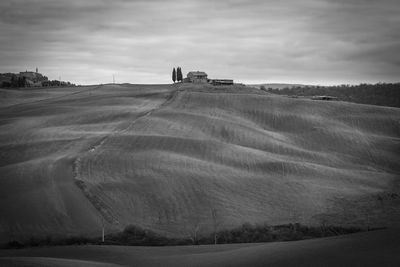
<box><xmin>184</xmin><ymin>71</ymin><xmax>234</xmax><ymax>85</ymax></box>
<box><xmin>184</xmin><ymin>71</ymin><xmax>208</xmax><ymax>83</ymax></box>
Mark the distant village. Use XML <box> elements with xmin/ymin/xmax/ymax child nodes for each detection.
<box><xmin>0</xmin><ymin>68</ymin><xmax>75</xmax><ymax>88</ymax></box>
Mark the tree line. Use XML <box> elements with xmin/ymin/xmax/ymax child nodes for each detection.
<box><xmin>3</xmin><ymin>222</ymin><xmax>367</xmax><ymax>248</ymax></box>
<box><xmin>263</xmin><ymin>83</ymin><xmax>400</xmax><ymax>108</ymax></box>
<box><xmin>172</xmin><ymin>67</ymin><xmax>183</xmax><ymax>83</ymax></box>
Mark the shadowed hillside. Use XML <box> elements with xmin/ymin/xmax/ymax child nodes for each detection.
<box><xmin>0</xmin><ymin>84</ymin><xmax>399</xmax><ymax>242</ymax></box>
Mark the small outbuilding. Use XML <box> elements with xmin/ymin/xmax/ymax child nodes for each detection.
<box><xmin>210</xmin><ymin>79</ymin><xmax>234</xmax><ymax>86</ymax></box>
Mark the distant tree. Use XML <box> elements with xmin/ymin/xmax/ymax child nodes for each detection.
<box><xmin>211</xmin><ymin>208</ymin><xmax>222</xmax><ymax>245</ymax></box>
<box><xmin>10</xmin><ymin>74</ymin><xmax>18</xmax><ymax>87</ymax></box>
<box><xmin>1</xmin><ymin>81</ymin><xmax>11</xmax><ymax>88</ymax></box>
<box><xmin>172</xmin><ymin>68</ymin><xmax>176</xmax><ymax>83</ymax></box>
<box><xmin>177</xmin><ymin>67</ymin><xmax>183</xmax><ymax>82</ymax></box>
<box><xmin>184</xmin><ymin>214</ymin><xmax>202</xmax><ymax>245</ymax></box>
<box><xmin>17</xmin><ymin>76</ymin><xmax>26</xmax><ymax>87</ymax></box>
<box><xmin>187</xmin><ymin>221</ymin><xmax>200</xmax><ymax>245</ymax></box>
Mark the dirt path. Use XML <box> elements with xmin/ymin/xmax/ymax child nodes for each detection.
<box><xmin>72</xmin><ymin>86</ymin><xmax>183</xmax><ymax>226</ymax></box>
<box><xmin>50</xmin><ymin>157</ymin><xmax>104</xmax><ymax>236</ymax></box>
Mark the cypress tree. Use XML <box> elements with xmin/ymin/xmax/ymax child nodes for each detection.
<box><xmin>177</xmin><ymin>67</ymin><xmax>183</xmax><ymax>82</ymax></box>
<box><xmin>172</xmin><ymin>68</ymin><xmax>176</xmax><ymax>83</ymax></box>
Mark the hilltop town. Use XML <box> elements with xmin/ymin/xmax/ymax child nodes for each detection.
<box><xmin>0</xmin><ymin>68</ymin><xmax>75</xmax><ymax>88</ymax></box>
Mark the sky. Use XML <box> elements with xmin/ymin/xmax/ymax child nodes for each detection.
<box><xmin>0</xmin><ymin>0</ymin><xmax>399</xmax><ymax>85</ymax></box>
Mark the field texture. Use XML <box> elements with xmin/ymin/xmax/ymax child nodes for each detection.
<box><xmin>0</xmin><ymin>84</ymin><xmax>399</xmax><ymax>241</ymax></box>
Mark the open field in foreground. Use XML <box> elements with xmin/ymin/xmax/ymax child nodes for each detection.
<box><xmin>0</xmin><ymin>83</ymin><xmax>399</xmax><ymax>242</ymax></box>
<box><xmin>0</xmin><ymin>228</ymin><xmax>399</xmax><ymax>266</ymax></box>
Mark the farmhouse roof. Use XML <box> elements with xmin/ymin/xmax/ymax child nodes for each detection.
<box><xmin>188</xmin><ymin>71</ymin><xmax>207</xmax><ymax>76</ymax></box>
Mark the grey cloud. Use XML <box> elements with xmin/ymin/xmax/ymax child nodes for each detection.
<box><xmin>0</xmin><ymin>0</ymin><xmax>399</xmax><ymax>84</ymax></box>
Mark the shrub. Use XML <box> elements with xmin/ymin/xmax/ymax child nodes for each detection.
<box><xmin>5</xmin><ymin>240</ymin><xmax>24</xmax><ymax>249</ymax></box>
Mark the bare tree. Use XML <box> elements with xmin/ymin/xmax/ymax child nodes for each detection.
<box><xmin>184</xmin><ymin>212</ymin><xmax>204</xmax><ymax>245</ymax></box>
<box><xmin>211</xmin><ymin>208</ymin><xmax>222</xmax><ymax>245</ymax></box>
<box><xmin>185</xmin><ymin>220</ymin><xmax>201</xmax><ymax>245</ymax></box>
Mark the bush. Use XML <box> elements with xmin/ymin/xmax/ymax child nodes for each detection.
<box><xmin>5</xmin><ymin>240</ymin><xmax>24</xmax><ymax>249</ymax></box>
<box><xmin>210</xmin><ymin>223</ymin><xmax>364</xmax><ymax>244</ymax></box>
<box><xmin>105</xmin><ymin>225</ymin><xmax>182</xmax><ymax>246</ymax></box>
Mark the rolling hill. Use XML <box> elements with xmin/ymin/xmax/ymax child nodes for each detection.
<box><xmin>0</xmin><ymin>83</ymin><xmax>399</xmax><ymax>242</ymax></box>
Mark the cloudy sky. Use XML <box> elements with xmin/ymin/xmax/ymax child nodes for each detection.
<box><xmin>0</xmin><ymin>0</ymin><xmax>399</xmax><ymax>85</ymax></box>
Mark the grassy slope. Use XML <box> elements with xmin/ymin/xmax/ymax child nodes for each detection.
<box><xmin>77</xmin><ymin>85</ymin><xmax>400</xmax><ymax>237</ymax></box>
<box><xmin>1</xmin><ymin>228</ymin><xmax>399</xmax><ymax>267</ymax></box>
<box><xmin>0</xmin><ymin>84</ymin><xmax>175</xmax><ymax>241</ymax></box>
<box><xmin>0</xmin><ymin>83</ymin><xmax>399</xmax><ymax>241</ymax></box>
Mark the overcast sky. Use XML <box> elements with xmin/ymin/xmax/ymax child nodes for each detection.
<box><xmin>0</xmin><ymin>0</ymin><xmax>399</xmax><ymax>85</ymax></box>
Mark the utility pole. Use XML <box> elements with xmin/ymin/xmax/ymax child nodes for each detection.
<box><xmin>113</xmin><ymin>75</ymin><xmax>115</xmax><ymax>84</ymax></box>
